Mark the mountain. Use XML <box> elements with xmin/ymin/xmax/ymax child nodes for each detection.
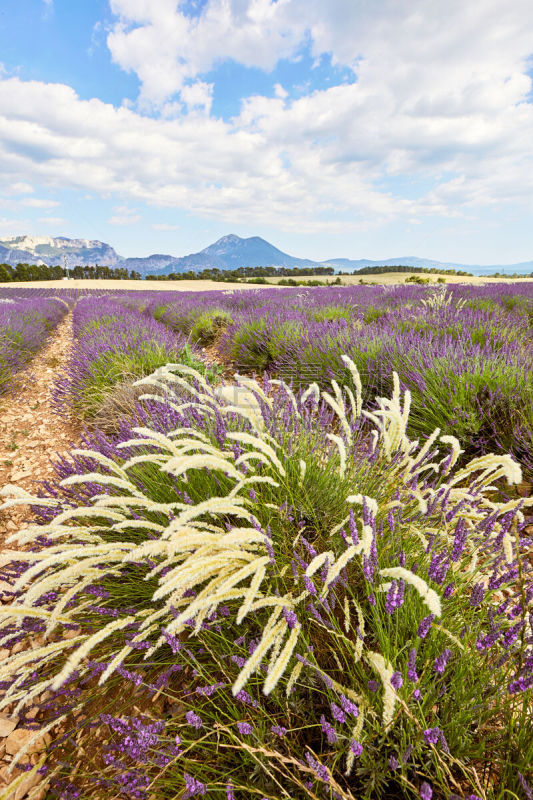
<box><xmin>131</xmin><ymin>234</ymin><xmax>318</xmax><ymax>275</ymax></box>
<box><xmin>1</xmin><ymin>233</ymin><xmax>532</xmax><ymax>277</ymax></box>
<box><xmin>0</xmin><ymin>235</ymin><xmax>123</xmax><ymax>268</ymax></box>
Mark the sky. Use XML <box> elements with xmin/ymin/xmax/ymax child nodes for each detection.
<box><xmin>1</xmin><ymin>0</ymin><xmax>533</xmax><ymax>264</ymax></box>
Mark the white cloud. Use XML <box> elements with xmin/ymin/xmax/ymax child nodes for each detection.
<box><xmin>0</xmin><ymin>217</ymin><xmax>30</xmax><ymax>234</ymax></box>
<box><xmin>21</xmin><ymin>197</ymin><xmax>60</xmax><ymax>208</ymax></box>
<box><xmin>6</xmin><ymin>182</ymin><xmax>34</xmax><ymax>195</ymax></box>
<box><xmin>108</xmin><ymin>205</ymin><xmax>142</xmax><ymax>225</ymax></box>
<box><xmin>107</xmin><ymin>0</ymin><xmax>305</xmax><ymax>108</ymax></box>
<box><xmin>1</xmin><ymin>0</ymin><xmax>533</xmax><ymax>234</ymax></box>
<box><xmin>180</xmin><ymin>81</ymin><xmax>213</xmax><ymax>114</ymax></box>
<box><xmin>37</xmin><ymin>216</ymin><xmax>66</xmax><ymax>225</ymax></box>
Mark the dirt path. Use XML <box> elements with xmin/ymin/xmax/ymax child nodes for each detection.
<box><xmin>0</xmin><ymin>311</ymin><xmax>79</xmax><ymax>549</ymax></box>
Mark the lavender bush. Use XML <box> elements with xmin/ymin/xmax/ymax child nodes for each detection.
<box><xmin>0</xmin><ymin>358</ymin><xmax>531</xmax><ymax>799</ymax></box>
<box><xmin>0</xmin><ymin>296</ymin><xmax>67</xmax><ymax>394</ymax></box>
<box><xmin>54</xmin><ymin>296</ymin><xmax>207</xmax><ymax>419</ymax></box>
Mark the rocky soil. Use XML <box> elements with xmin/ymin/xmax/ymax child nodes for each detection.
<box><xmin>0</xmin><ymin>313</ymin><xmax>79</xmax><ymax>798</ymax></box>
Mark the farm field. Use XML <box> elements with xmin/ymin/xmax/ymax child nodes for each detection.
<box><xmin>2</xmin><ymin>273</ymin><xmax>533</xmax><ymax>292</ymax></box>
<box><xmin>0</xmin><ymin>282</ymin><xmax>532</xmax><ymax>800</ymax></box>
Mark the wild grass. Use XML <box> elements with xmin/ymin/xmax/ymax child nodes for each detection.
<box><xmin>0</xmin><ymin>358</ymin><xmax>531</xmax><ymax>799</ymax></box>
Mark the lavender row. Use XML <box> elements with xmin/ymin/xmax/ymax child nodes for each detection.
<box><xmin>0</xmin><ymin>296</ymin><xmax>68</xmax><ymax>395</ymax></box>
<box><xmin>53</xmin><ymin>296</ymin><xmax>206</xmax><ymax>421</ymax></box>
<box><xmin>122</xmin><ymin>284</ymin><xmax>533</xmax><ymax>478</ymax></box>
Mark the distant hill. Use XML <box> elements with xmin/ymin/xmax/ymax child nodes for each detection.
<box><xmin>127</xmin><ymin>234</ymin><xmax>318</xmax><ymax>275</ymax></box>
<box><xmin>0</xmin><ymin>235</ymin><xmax>123</xmax><ymax>268</ymax></box>
<box><xmin>1</xmin><ymin>233</ymin><xmax>532</xmax><ymax>277</ymax></box>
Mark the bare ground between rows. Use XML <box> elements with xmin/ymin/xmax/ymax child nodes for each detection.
<box><xmin>0</xmin><ymin>311</ymin><xmax>80</xmax><ymax>549</ymax></box>
<box><xmin>0</xmin><ymin>312</ymin><xmax>80</xmax><ymax>798</ymax></box>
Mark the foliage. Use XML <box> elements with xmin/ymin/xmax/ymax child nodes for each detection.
<box><xmin>0</xmin><ymin>360</ymin><xmax>531</xmax><ymax>799</ymax></box>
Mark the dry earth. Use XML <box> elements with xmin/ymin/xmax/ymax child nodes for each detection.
<box><xmin>0</xmin><ymin>312</ymin><xmax>79</xmax><ymax>798</ymax></box>
<box><xmin>2</xmin><ymin>274</ymin><xmax>533</xmax><ymax>293</ymax></box>
<box><xmin>0</xmin><ymin>311</ymin><xmax>79</xmax><ymax>548</ymax></box>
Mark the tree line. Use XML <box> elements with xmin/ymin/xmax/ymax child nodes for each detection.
<box><xmin>349</xmin><ymin>265</ymin><xmax>473</xmax><ymax>276</ymax></box>
<box><xmin>146</xmin><ymin>265</ymin><xmax>336</xmax><ymax>281</ymax></box>
<box><xmin>0</xmin><ymin>263</ymin><xmax>141</xmax><ymax>282</ymax></box>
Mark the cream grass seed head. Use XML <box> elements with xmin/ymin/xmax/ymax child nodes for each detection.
<box><xmin>0</xmin><ymin>350</ymin><xmax>530</xmax><ymax>795</ymax></box>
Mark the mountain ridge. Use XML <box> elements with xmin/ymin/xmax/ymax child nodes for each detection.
<box><xmin>1</xmin><ymin>234</ymin><xmax>531</xmax><ymax>276</ymax></box>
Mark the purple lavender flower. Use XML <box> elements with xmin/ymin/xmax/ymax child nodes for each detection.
<box><xmin>509</xmin><ymin>674</ymin><xmax>533</xmax><ymax>693</ymax></box>
<box><xmin>368</xmin><ymin>680</ymin><xmax>379</xmax><ymax>692</ymax></box>
<box><xmin>226</xmin><ymin>785</ymin><xmax>236</xmax><ymax>800</ymax></box>
<box><xmin>339</xmin><ymin>695</ymin><xmax>359</xmax><ymax>716</ymax></box>
<box><xmin>195</xmin><ymin>682</ymin><xmax>225</xmax><ymax>697</ymax></box>
<box><xmin>413</xmin><ymin>689</ymin><xmax>421</xmax><ymax>701</ymax></box>
<box><xmin>330</xmin><ymin>702</ymin><xmax>347</xmax><ymax>724</ymax></box>
<box><xmin>271</xmin><ymin>724</ymin><xmax>287</xmax><ymax>737</ymax></box>
<box><xmin>389</xmin><ymin>755</ymin><xmax>399</xmax><ymax>770</ymax></box>
<box><xmin>320</xmin><ymin>714</ymin><xmax>338</xmax><ymax>745</ymax></box>
<box><xmin>349</xmin><ymin>740</ymin><xmax>363</xmax><ymax>757</ymax></box>
<box><xmin>363</xmin><ymin>556</ymin><xmax>374</xmax><ymax>582</ymax></box>
<box><xmin>305</xmin><ymin>751</ymin><xmax>330</xmax><ymax>784</ymax></box>
<box><xmin>349</xmin><ymin>508</ymin><xmax>359</xmax><ymax>545</ymax></box>
<box><xmin>476</xmin><ymin>629</ymin><xmax>502</xmax><ymax>651</ymax></box>
<box><xmin>518</xmin><ymin>773</ymin><xmax>533</xmax><ymax>800</ymax></box>
<box><xmin>417</xmin><ymin>614</ymin><xmax>434</xmax><ymax>639</ymax></box>
<box><xmin>390</xmin><ymin>671</ymin><xmax>403</xmax><ymax>690</ymax></box>
<box><xmin>423</xmin><ymin>727</ymin><xmax>440</xmax><ymax>745</ymax></box>
<box><xmin>407</xmin><ymin>648</ymin><xmax>419</xmax><ymax>683</ymax></box>
<box><xmin>451</xmin><ymin>518</ymin><xmax>468</xmax><ymax>561</ymax></box>
<box><xmin>235</xmin><ymin>689</ymin><xmax>258</xmax><ymax>708</ymax></box>
<box><xmin>420</xmin><ymin>782</ymin><xmax>432</xmax><ymax>800</ymax></box>
<box><xmin>502</xmin><ymin>621</ymin><xmax>524</xmax><ymax>650</ymax></box>
<box><xmin>237</xmin><ymin>721</ymin><xmax>253</xmax><ymax>735</ymax></box>
<box><xmin>184</xmin><ymin>773</ymin><xmax>207</xmax><ymax>796</ymax></box>
<box><xmin>162</xmin><ymin>628</ymin><xmax>182</xmax><ymax>654</ymax></box>
<box><xmin>185</xmin><ymin>711</ymin><xmax>203</xmax><ymax>730</ymax></box>
<box><xmin>385</xmin><ymin>579</ymin><xmax>405</xmax><ymax>613</ymax></box>
<box><xmin>433</xmin><ymin>648</ymin><xmax>452</xmax><ymax>675</ymax></box>
<box><xmin>428</xmin><ymin>552</ymin><xmax>450</xmax><ymax>585</ymax></box>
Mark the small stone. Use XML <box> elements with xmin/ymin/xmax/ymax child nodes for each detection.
<box><xmin>5</xmin><ymin>729</ymin><xmax>50</xmax><ymax>756</ymax></box>
<box><xmin>0</xmin><ymin>764</ymin><xmax>41</xmax><ymax>800</ymax></box>
<box><xmin>62</xmin><ymin>627</ymin><xmax>81</xmax><ymax>640</ymax></box>
<box><xmin>0</xmin><ymin>715</ymin><xmax>18</xmax><ymax>738</ymax></box>
<box><xmin>10</xmin><ymin>642</ymin><xmax>25</xmax><ymax>656</ymax></box>
<box><xmin>9</xmin><ymin>471</ymin><xmax>32</xmax><ymax>482</ymax></box>
<box><xmin>28</xmin><ymin>783</ymin><xmax>49</xmax><ymax>800</ymax></box>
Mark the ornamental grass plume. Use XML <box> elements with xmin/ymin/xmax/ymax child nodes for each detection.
<box><xmin>0</xmin><ymin>357</ymin><xmax>531</xmax><ymax>798</ymax></box>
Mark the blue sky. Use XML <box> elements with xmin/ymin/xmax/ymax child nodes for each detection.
<box><xmin>1</xmin><ymin>0</ymin><xmax>533</xmax><ymax>265</ymax></box>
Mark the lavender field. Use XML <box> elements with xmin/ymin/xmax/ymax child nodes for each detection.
<box><xmin>0</xmin><ymin>282</ymin><xmax>532</xmax><ymax>800</ymax></box>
